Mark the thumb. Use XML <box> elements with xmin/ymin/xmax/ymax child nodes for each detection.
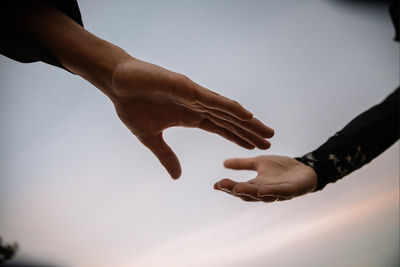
<box><xmin>139</xmin><ymin>133</ymin><xmax>182</xmax><ymax>179</ymax></box>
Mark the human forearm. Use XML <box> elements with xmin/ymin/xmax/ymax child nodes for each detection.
<box><xmin>297</xmin><ymin>88</ymin><xmax>399</xmax><ymax>190</ymax></box>
<box><xmin>4</xmin><ymin>0</ymin><xmax>275</xmax><ymax>179</ymax></box>
<box><xmin>4</xmin><ymin>0</ymin><xmax>129</xmax><ymax>97</ymax></box>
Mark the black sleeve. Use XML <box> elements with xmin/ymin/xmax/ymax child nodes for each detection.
<box><xmin>390</xmin><ymin>0</ymin><xmax>399</xmax><ymax>42</ymax></box>
<box><xmin>296</xmin><ymin>88</ymin><xmax>399</xmax><ymax>191</ymax></box>
<box><xmin>0</xmin><ymin>0</ymin><xmax>83</xmax><ymax>70</ymax></box>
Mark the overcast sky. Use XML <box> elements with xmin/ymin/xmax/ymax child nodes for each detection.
<box><xmin>0</xmin><ymin>0</ymin><xmax>398</xmax><ymax>266</ymax></box>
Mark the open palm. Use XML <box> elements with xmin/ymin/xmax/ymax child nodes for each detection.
<box><xmin>214</xmin><ymin>155</ymin><xmax>317</xmax><ymax>202</ymax></box>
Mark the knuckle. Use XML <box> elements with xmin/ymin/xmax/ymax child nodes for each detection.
<box><xmin>169</xmin><ymin>73</ymin><xmax>198</xmax><ymax>100</ymax></box>
<box><xmin>169</xmin><ymin>73</ymin><xmax>190</xmax><ymax>88</ymax></box>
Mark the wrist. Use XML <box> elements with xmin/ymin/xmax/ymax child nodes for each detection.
<box><xmin>71</xmin><ymin>41</ymin><xmax>132</xmax><ymax>98</ymax></box>
<box><xmin>295</xmin><ymin>155</ymin><xmax>318</xmax><ymax>192</ymax></box>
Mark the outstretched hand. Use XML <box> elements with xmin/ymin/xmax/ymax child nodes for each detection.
<box><xmin>110</xmin><ymin>59</ymin><xmax>274</xmax><ymax>178</ymax></box>
<box><xmin>5</xmin><ymin>1</ymin><xmax>274</xmax><ymax>179</ymax></box>
<box><xmin>214</xmin><ymin>155</ymin><xmax>317</xmax><ymax>202</ymax></box>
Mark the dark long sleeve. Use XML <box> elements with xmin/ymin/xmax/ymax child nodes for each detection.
<box><xmin>390</xmin><ymin>0</ymin><xmax>399</xmax><ymax>41</ymax></box>
<box><xmin>0</xmin><ymin>0</ymin><xmax>83</xmax><ymax>69</ymax></box>
<box><xmin>297</xmin><ymin>88</ymin><xmax>399</xmax><ymax>190</ymax></box>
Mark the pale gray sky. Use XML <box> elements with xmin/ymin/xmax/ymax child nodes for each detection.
<box><xmin>0</xmin><ymin>0</ymin><xmax>398</xmax><ymax>266</ymax></box>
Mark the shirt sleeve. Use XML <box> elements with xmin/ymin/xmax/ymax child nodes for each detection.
<box><xmin>0</xmin><ymin>0</ymin><xmax>83</xmax><ymax>70</ymax></box>
<box><xmin>296</xmin><ymin>88</ymin><xmax>399</xmax><ymax>191</ymax></box>
<box><xmin>390</xmin><ymin>0</ymin><xmax>399</xmax><ymax>42</ymax></box>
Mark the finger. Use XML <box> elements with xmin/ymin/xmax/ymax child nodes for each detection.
<box><xmin>175</xmin><ymin>101</ymin><xmax>273</xmax><ymax>140</ymax></box>
<box><xmin>224</xmin><ymin>157</ymin><xmax>259</xmax><ymax>171</ymax></box>
<box><xmin>232</xmin><ymin>184</ymin><xmax>279</xmax><ymax>202</ymax></box>
<box><xmin>214</xmin><ymin>180</ymin><xmax>259</xmax><ymax>202</ymax></box>
<box><xmin>232</xmin><ymin>182</ymin><xmax>259</xmax><ymax>197</ymax></box>
<box><xmin>139</xmin><ymin>133</ymin><xmax>182</xmax><ymax>179</ymax></box>
<box><xmin>201</xmin><ymin>107</ymin><xmax>274</xmax><ymax>138</ymax></box>
<box><xmin>238</xmin><ymin>195</ymin><xmax>260</xmax><ymax>202</ymax></box>
<box><xmin>198</xmin><ymin>119</ymin><xmax>255</xmax><ymax>149</ymax></box>
<box><xmin>232</xmin><ymin>187</ymin><xmax>281</xmax><ymax>202</ymax></box>
<box><xmin>257</xmin><ymin>184</ymin><xmax>296</xmax><ymax>198</ymax></box>
<box><xmin>217</xmin><ymin>179</ymin><xmax>288</xmax><ymax>203</ymax></box>
<box><xmin>260</xmin><ymin>196</ymin><xmax>279</xmax><ymax>203</ymax></box>
<box><xmin>206</xmin><ymin>116</ymin><xmax>271</xmax><ymax>149</ymax></box>
<box><xmin>195</xmin><ymin>86</ymin><xmax>253</xmax><ymax>120</ymax></box>
<box><xmin>214</xmin><ymin>178</ymin><xmax>238</xmax><ymax>192</ymax></box>
<box><xmin>216</xmin><ymin>188</ymin><xmax>259</xmax><ymax>202</ymax></box>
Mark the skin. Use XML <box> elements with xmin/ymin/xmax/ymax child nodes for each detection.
<box><xmin>3</xmin><ymin>1</ymin><xmax>274</xmax><ymax>179</ymax></box>
<box><xmin>214</xmin><ymin>156</ymin><xmax>318</xmax><ymax>202</ymax></box>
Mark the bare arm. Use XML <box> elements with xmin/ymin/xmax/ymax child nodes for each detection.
<box><xmin>3</xmin><ymin>1</ymin><xmax>274</xmax><ymax>178</ymax></box>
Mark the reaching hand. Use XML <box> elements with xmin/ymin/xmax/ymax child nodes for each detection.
<box><xmin>110</xmin><ymin>58</ymin><xmax>274</xmax><ymax>179</ymax></box>
<box><xmin>214</xmin><ymin>155</ymin><xmax>317</xmax><ymax>202</ymax></box>
<box><xmin>6</xmin><ymin>1</ymin><xmax>274</xmax><ymax>179</ymax></box>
